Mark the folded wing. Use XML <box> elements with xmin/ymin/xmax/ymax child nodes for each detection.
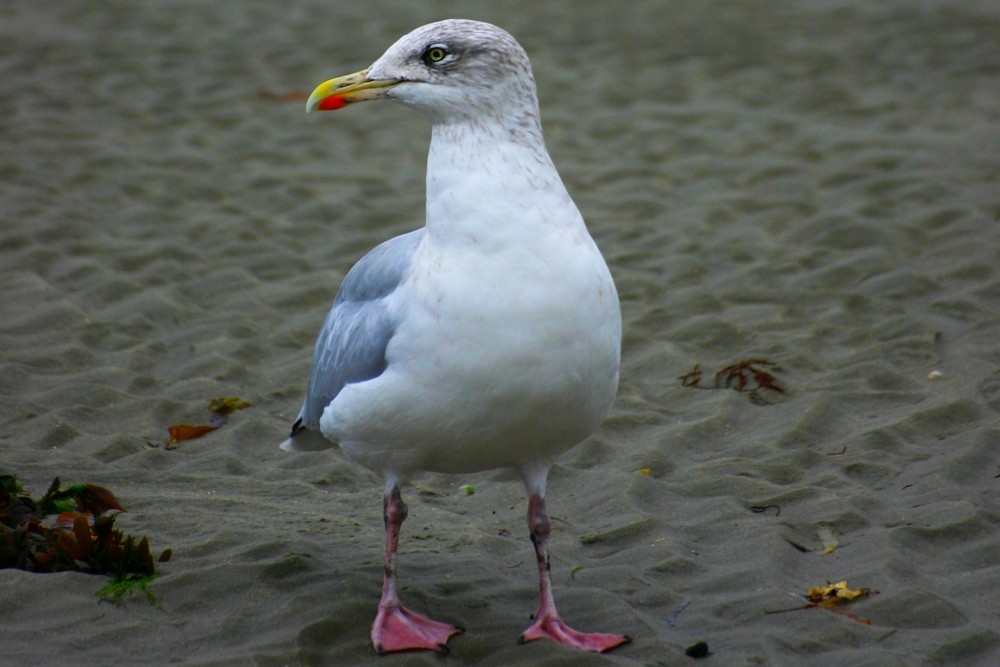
<box><xmin>281</xmin><ymin>229</ymin><xmax>423</xmax><ymax>451</ymax></box>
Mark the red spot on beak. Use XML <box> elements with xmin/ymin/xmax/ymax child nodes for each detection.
<box><xmin>317</xmin><ymin>95</ymin><xmax>348</xmax><ymax>111</ymax></box>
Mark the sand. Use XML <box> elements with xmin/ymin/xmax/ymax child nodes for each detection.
<box><xmin>3</xmin><ymin>1</ymin><xmax>1000</xmax><ymax>665</ymax></box>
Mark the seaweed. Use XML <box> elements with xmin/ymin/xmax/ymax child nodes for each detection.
<box><xmin>0</xmin><ymin>473</ymin><xmax>170</xmax><ymax>602</ymax></box>
<box><xmin>679</xmin><ymin>358</ymin><xmax>785</xmax><ymax>404</ymax></box>
<box><xmin>166</xmin><ymin>396</ymin><xmax>252</xmax><ymax>449</ymax></box>
<box><xmin>97</xmin><ymin>574</ymin><xmax>160</xmax><ymax>604</ymax></box>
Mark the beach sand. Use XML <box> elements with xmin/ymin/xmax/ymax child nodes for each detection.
<box><xmin>2</xmin><ymin>1</ymin><xmax>1000</xmax><ymax>664</ymax></box>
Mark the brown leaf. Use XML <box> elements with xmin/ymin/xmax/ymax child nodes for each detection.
<box><xmin>57</xmin><ymin>517</ymin><xmax>90</xmax><ymax>560</ymax></box>
<box><xmin>54</xmin><ymin>511</ymin><xmax>80</xmax><ymax>527</ymax></box>
<box><xmin>76</xmin><ymin>484</ymin><xmax>126</xmax><ymax>515</ymax></box>
<box><xmin>32</xmin><ymin>550</ymin><xmax>54</xmax><ymax>567</ymax></box>
<box><xmin>73</xmin><ymin>514</ymin><xmax>93</xmax><ymax>551</ymax></box>
<box><xmin>167</xmin><ymin>423</ymin><xmax>219</xmax><ymax>446</ymax></box>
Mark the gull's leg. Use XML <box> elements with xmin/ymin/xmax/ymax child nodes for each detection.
<box><xmin>519</xmin><ymin>493</ymin><xmax>630</xmax><ymax>652</ymax></box>
<box><xmin>371</xmin><ymin>485</ymin><xmax>463</xmax><ymax>654</ymax></box>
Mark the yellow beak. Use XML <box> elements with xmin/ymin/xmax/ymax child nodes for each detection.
<box><xmin>305</xmin><ymin>69</ymin><xmax>399</xmax><ymax>112</ymax></box>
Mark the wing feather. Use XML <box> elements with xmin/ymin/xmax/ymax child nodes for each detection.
<box><xmin>283</xmin><ymin>229</ymin><xmax>422</xmax><ymax>450</ymax></box>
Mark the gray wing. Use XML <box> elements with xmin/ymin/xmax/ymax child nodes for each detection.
<box><xmin>284</xmin><ymin>228</ymin><xmax>423</xmax><ymax>447</ymax></box>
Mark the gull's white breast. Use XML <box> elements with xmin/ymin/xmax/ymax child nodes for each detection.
<box><xmin>320</xmin><ymin>125</ymin><xmax>621</xmax><ymax>478</ymax></box>
<box><xmin>323</xmin><ymin>232</ymin><xmax>620</xmax><ymax>477</ymax></box>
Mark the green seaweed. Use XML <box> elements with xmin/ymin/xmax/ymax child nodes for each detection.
<box><xmin>97</xmin><ymin>574</ymin><xmax>159</xmax><ymax>604</ymax></box>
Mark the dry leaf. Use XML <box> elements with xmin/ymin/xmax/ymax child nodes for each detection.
<box><xmin>208</xmin><ymin>396</ymin><xmax>252</xmax><ymax>417</ymax></box>
<box><xmin>167</xmin><ymin>423</ymin><xmax>218</xmax><ymax>446</ymax></box>
<box><xmin>807</xmin><ymin>580</ymin><xmax>872</xmax><ymax>607</ymax></box>
<box><xmin>77</xmin><ymin>484</ymin><xmax>126</xmax><ymax>515</ymax></box>
<box><xmin>766</xmin><ymin>580</ymin><xmax>877</xmax><ymax>625</ymax></box>
<box><xmin>166</xmin><ymin>397</ymin><xmax>251</xmax><ymax>448</ymax></box>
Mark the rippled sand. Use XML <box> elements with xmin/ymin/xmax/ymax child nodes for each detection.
<box><xmin>3</xmin><ymin>1</ymin><xmax>1000</xmax><ymax>664</ymax></box>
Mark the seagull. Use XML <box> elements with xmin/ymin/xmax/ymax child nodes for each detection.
<box><xmin>283</xmin><ymin>19</ymin><xmax>627</xmax><ymax>655</ymax></box>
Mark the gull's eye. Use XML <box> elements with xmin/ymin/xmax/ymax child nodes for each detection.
<box><xmin>422</xmin><ymin>45</ymin><xmax>449</xmax><ymax>65</ymax></box>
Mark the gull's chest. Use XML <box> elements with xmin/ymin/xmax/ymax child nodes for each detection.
<box><xmin>415</xmin><ymin>241</ymin><xmax>605</xmax><ymax>332</ymax></box>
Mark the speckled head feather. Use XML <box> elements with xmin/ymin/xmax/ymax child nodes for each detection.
<box><xmin>367</xmin><ymin>20</ymin><xmax>540</xmax><ymax>125</ymax></box>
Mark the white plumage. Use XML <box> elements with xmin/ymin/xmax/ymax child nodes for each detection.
<box><xmin>285</xmin><ymin>19</ymin><xmax>628</xmax><ymax>655</ymax></box>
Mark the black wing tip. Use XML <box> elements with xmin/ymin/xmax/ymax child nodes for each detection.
<box><xmin>290</xmin><ymin>418</ymin><xmax>305</xmax><ymax>438</ymax></box>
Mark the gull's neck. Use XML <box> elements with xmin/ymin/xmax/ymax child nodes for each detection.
<box><xmin>424</xmin><ymin>114</ymin><xmax>581</xmax><ymax>246</ymax></box>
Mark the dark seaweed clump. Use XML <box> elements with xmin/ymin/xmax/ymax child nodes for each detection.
<box><xmin>0</xmin><ymin>473</ymin><xmax>170</xmax><ymax>600</ymax></box>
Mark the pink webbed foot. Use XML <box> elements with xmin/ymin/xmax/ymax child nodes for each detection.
<box><xmin>520</xmin><ymin>610</ymin><xmax>631</xmax><ymax>653</ymax></box>
<box><xmin>371</xmin><ymin>604</ymin><xmax>463</xmax><ymax>655</ymax></box>
<box><xmin>519</xmin><ymin>493</ymin><xmax>630</xmax><ymax>653</ymax></box>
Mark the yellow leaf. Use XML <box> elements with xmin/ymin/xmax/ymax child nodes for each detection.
<box><xmin>208</xmin><ymin>397</ymin><xmax>252</xmax><ymax>416</ymax></box>
<box><xmin>806</xmin><ymin>580</ymin><xmax>871</xmax><ymax>607</ymax></box>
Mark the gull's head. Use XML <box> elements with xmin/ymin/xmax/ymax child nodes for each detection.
<box><xmin>306</xmin><ymin>19</ymin><xmax>538</xmax><ymax>124</ymax></box>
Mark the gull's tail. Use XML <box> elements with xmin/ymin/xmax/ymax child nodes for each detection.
<box><xmin>279</xmin><ymin>418</ymin><xmax>335</xmax><ymax>452</ymax></box>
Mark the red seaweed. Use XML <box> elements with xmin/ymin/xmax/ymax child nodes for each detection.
<box><xmin>0</xmin><ymin>473</ymin><xmax>170</xmax><ymax>587</ymax></box>
<box><xmin>679</xmin><ymin>358</ymin><xmax>786</xmax><ymax>404</ymax></box>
